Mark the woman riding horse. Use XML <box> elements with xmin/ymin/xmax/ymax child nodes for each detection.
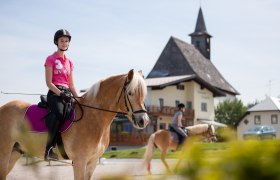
<box><xmin>0</xmin><ymin>69</ymin><xmax>149</xmax><ymax>180</ymax></box>
<box><xmin>143</xmin><ymin>123</ymin><xmax>217</xmax><ymax>174</ymax></box>
<box><xmin>169</xmin><ymin>103</ymin><xmax>188</xmax><ymax>145</ymax></box>
<box><xmin>44</xmin><ymin>29</ymin><xmax>79</xmax><ymax>161</ymax></box>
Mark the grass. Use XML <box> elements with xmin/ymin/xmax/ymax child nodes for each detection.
<box><xmin>101</xmin><ymin>142</ymin><xmax>229</xmax><ymax>159</ymax></box>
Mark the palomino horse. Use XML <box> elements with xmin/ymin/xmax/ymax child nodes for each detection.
<box><xmin>0</xmin><ymin>69</ymin><xmax>149</xmax><ymax>180</ymax></box>
<box><xmin>143</xmin><ymin>124</ymin><xmax>217</xmax><ymax>174</ymax></box>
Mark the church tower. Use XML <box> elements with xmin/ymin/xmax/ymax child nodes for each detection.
<box><xmin>189</xmin><ymin>7</ymin><xmax>212</xmax><ymax>60</ymax></box>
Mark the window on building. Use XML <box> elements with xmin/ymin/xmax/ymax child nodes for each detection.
<box><xmin>159</xmin><ymin>123</ymin><xmax>166</xmax><ymax>129</ymax></box>
<box><xmin>271</xmin><ymin>115</ymin><xmax>278</xmax><ymax>124</ymax></box>
<box><xmin>176</xmin><ymin>84</ymin><xmax>184</xmax><ymax>90</ymax></box>
<box><xmin>187</xmin><ymin>101</ymin><xmax>192</xmax><ymax>110</ymax></box>
<box><xmin>159</xmin><ymin>98</ymin><xmax>164</xmax><ymax>108</ymax></box>
<box><xmin>175</xmin><ymin>100</ymin><xmax>180</xmax><ymax>107</ymax></box>
<box><xmin>123</xmin><ymin>123</ymin><xmax>133</xmax><ymax>133</ymax></box>
<box><xmin>244</xmin><ymin>119</ymin><xmax>249</xmax><ymax>125</ymax></box>
<box><xmin>254</xmin><ymin>115</ymin><xmax>261</xmax><ymax>125</ymax></box>
<box><xmin>196</xmin><ymin>41</ymin><xmax>200</xmax><ymax>48</ymax></box>
<box><xmin>201</xmin><ymin>102</ymin><xmax>207</xmax><ymax>112</ymax></box>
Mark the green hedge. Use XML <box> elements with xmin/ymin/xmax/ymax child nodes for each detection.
<box><xmin>177</xmin><ymin>139</ymin><xmax>280</xmax><ymax>180</ymax></box>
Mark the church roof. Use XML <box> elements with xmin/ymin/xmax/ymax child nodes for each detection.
<box><xmin>189</xmin><ymin>7</ymin><xmax>212</xmax><ymax>37</ymax></box>
<box><xmin>146</xmin><ymin>36</ymin><xmax>239</xmax><ymax>96</ymax></box>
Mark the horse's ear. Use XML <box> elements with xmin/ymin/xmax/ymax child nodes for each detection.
<box><xmin>138</xmin><ymin>70</ymin><xmax>145</xmax><ymax>78</ymax></box>
<box><xmin>127</xmin><ymin>69</ymin><xmax>134</xmax><ymax>81</ymax></box>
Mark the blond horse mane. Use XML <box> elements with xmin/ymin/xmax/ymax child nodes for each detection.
<box><xmin>185</xmin><ymin>124</ymin><xmax>213</xmax><ymax>135</ymax></box>
<box><xmin>83</xmin><ymin>81</ymin><xmax>101</xmax><ymax>100</ymax></box>
<box><xmin>84</xmin><ymin>72</ymin><xmax>147</xmax><ymax>101</ymax></box>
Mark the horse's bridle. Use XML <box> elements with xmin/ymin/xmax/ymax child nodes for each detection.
<box><xmin>206</xmin><ymin>124</ymin><xmax>216</xmax><ymax>141</ymax></box>
<box><xmin>73</xmin><ymin>77</ymin><xmax>147</xmax><ymax>123</ymax></box>
<box><xmin>117</xmin><ymin>78</ymin><xmax>147</xmax><ymax>127</ymax></box>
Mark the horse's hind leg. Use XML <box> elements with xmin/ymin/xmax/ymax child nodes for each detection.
<box><xmin>7</xmin><ymin>143</ymin><xmax>24</xmax><ymax>174</ymax></box>
<box><xmin>0</xmin><ymin>154</ymin><xmax>10</xmax><ymax>179</ymax></box>
<box><xmin>0</xmin><ymin>143</ymin><xmax>13</xmax><ymax>179</ymax></box>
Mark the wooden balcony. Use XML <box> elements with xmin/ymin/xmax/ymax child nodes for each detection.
<box><xmin>110</xmin><ymin>132</ymin><xmax>150</xmax><ymax>146</ymax></box>
<box><xmin>146</xmin><ymin>105</ymin><xmax>195</xmax><ymax>119</ymax></box>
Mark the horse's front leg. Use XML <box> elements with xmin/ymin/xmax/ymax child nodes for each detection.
<box><xmin>73</xmin><ymin>157</ymin><xmax>87</xmax><ymax>180</ymax></box>
<box><xmin>161</xmin><ymin>149</ymin><xmax>171</xmax><ymax>173</ymax></box>
<box><xmin>85</xmin><ymin>157</ymin><xmax>99</xmax><ymax>180</ymax></box>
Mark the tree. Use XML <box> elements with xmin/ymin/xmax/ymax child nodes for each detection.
<box><xmin>247</xmin><ymin>99</ymin><xmax>260</xmax><ymax>109</ymax></box>
<box><xmin>215</xmin><ymin>99</ymin><xmax>247</xmax><ymax>128</ymax></box>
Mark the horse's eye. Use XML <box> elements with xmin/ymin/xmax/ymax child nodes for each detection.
<box><xmin>128</xmin><ymin>92</ymin><xmax>133</xmax><ymax>96</ymax></box>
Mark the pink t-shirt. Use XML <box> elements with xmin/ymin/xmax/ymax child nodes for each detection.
<box><xmin>44</xmin><ymin>52</ymin><xmax>74</xmax><ymax>88</ymax></box>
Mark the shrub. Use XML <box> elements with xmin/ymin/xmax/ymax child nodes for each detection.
<box><xmin>177</xmin><ymin>139</ymin><xmax>280</xmax><ymax>180</ymax></box>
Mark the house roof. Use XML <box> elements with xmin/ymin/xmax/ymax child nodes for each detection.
<box><xmin>145</xmin><ymin>75</ymin><xmax>195</xmax><ymax>87</ymax></box>
<box><xmin>145</xmin><ymin>75</ymin><xmax>225</xmax><ymax>97</ymax></box>
<box><xmin>146</xmin><ymin>36</ymin><xmax>239</xmax><ymax>95</ymax></box>
<box><xmin>248</xmin><ymin>96</ymin><xmax>280</xmax><ymax>112</ymax></box>
<box><xmin>236</xmin><ymin>96</ymin><xmax>280</xmax><ymax>127</ymax></box>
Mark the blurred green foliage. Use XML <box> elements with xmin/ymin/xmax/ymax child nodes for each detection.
<box><xmin>177</xmin><ymin>139</ymin><xmax>280</xmax><ymax>180</ymax></box>
<box><xmin>215</xmin><ymin>99</ymin><xmax>247</xmax><ymax>128</ymax></box>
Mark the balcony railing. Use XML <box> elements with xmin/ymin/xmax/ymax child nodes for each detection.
<box><xmin>146</xmin><ymin>105</ymin><xmax>194</xmax><ymax>119</ymax></box>
<box><xmin>110</xmin><ymin>132</ymin><xmax>149</xmax><ymax>146</ymax></box>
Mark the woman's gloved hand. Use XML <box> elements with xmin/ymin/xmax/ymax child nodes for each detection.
<box><xmin>60</xmin><ymin>91</ymin><xmax>72</xmax><ymax>103</ymax></box>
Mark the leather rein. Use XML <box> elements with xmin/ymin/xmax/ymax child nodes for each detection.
<box><xmin>72</xmin><ymin>77</ymin><xmax>147</xmax><ymax>122</ymax></box>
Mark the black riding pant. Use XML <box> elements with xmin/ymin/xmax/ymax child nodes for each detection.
<box><xmin>170</xmin><ymin>124</ymin><xmax>188</xmax><ymax>145</ymax></box>
<box><xmin>45</xmin><ymin>87</ymin><xmax>70</xmax><ymax>152</ymax></box>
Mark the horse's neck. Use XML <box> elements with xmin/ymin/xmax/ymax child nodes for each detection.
<box><xmin>78</xmin><ymin>75</ymin><xmax>125</xmax><ymax>126</ymax></box>
<box><xmin>187</xmin><ymin>124</ymin><xmax>208</xmax><ymax>135</ymax></box>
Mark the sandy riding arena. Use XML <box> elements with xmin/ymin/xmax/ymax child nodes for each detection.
<box><xmin>7</xmin><ymin>157</ymin><xmax>183</xmax><ymax>180</ymax></box>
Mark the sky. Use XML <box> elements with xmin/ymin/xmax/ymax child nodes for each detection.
<box><xmin>0</xmin><ymin>0</ymin><xmax>279</xmax><ymax>106</ymax></box>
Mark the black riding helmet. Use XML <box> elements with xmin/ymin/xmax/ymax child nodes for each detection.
<box><xmin>54</xmin><ymin>29</ymin><xmax>71</xmax><ymax>45</ymax></box>
<box><xmin>178</xmin><ymin>103</ymin><xmax>185</xmax><ymax>108</ymax></box>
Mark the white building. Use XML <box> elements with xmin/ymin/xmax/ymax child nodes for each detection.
<box><xmin>237</xmin><ymin>96</ymin><xmax>280</xmax><ymax>140</ymax></box>
<box><xmin>144</xmin><ymin>8</ymin><xmax>238</xmax><ymax>130</ymax></box>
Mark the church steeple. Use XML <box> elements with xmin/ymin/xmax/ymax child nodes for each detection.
<box><xmin>189</xmin><ymin>7</ymin><xmax>212</xmax><ymax>60</ymax></box>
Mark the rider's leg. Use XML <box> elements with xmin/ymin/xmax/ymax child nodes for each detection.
<box><xmin>45</xmin><ymin>112</ymin><xmax>60</xmax><ymax>160</ymax></box>
<box><xmin>170</xmin><ymin>124</ymin><xmax>187</xmax><ymax>145</ymax></box>
<box><xmin>45</xmin><ymin>92</ymin><xmax>64</xmax><ymax>161</ymax></box>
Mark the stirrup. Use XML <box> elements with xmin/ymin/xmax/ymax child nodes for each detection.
<box><xmin>45</xmin><ymin>147</ymin><xmax>58</xmax><ymax>161</ymax></box>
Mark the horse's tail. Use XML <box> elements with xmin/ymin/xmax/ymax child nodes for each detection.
<box><xmin>143</xmin><ymin>133</ymin><xmax>156</xmax><ymax>174</ymax></box>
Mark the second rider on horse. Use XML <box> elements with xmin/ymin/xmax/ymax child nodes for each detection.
<box><xmin>170</xmin><ymin>103</ymin><xmax>188</xmax><ymax>145</ymax></box>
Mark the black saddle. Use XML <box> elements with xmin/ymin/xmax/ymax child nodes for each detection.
<box><xmin>38</xmin><ymin>95</ymin><xmax>48</xmax><ymax>108</ymax></box>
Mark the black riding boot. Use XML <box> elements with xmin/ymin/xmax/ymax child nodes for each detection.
<box><xmin>45</xmin><ymin>113</ymin><xmax>60</xmax><ymax>161</ymax></box>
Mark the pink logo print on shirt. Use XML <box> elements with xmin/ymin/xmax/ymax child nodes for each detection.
<box><xmin>54</xmin><ymin>59</ymin><xmax>68</xmax><ymax>75</ymax></box>
<box><xmin>55</xmin><ymin>59</ymin><xmax>63</xmax><ymax>69</ymax></box>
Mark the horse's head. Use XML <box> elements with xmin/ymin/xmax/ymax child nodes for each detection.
<box><xmin>121</xmin><ymin>69</ymin><xmax>150</xmax><ymax>129</ymax></box>
<box><xmin>206</xmin><ymin>124</ymin><xmax>217</xmax><ymax>142</ymax></box>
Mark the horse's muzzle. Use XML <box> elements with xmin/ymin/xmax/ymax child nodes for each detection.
<box><xmin>132</xmin><ymin>113</ymin><xmax>150</xmax><ymax>129</ymax></box>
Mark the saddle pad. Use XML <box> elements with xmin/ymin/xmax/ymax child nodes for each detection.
<box><xmin>24</xmin><ymin>105</ymin><xmax>75</xmax><ymax>133</ymax></box>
